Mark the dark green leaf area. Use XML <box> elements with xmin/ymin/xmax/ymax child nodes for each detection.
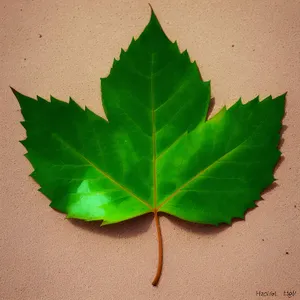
<box><xmin>101</xmin><ymin>11</ymin><xmax>211</xmax><ymax>157</ymax></box>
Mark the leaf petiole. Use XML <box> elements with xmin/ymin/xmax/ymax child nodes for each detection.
<box><xmin>152</xmin><ymin>210</ymin><xmax>163</xmax><ymax>286</ymax></box>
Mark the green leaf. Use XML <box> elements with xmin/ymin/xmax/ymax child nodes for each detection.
<box><xmin>12</xmin><ymin>8</ymin><xmax>285</xmax><ymax>285</ymax></box>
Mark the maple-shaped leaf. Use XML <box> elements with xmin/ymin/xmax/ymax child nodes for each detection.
<box><xmin>12</xmin><ymin>8</ymin><xmax>285</xmax><ymax>286</ymax></box>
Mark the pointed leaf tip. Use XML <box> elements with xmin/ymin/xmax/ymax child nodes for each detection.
<box><xmin>148</xmin><ymin>4</ymin><xmax>161</xmax><ymax>27</ymax></box>
<box><xmin>11</xmin><ymin>87</ymin><xmax>37</xmax><ymax>108</ymax></box>
<box><xmin>148</xmin><ymin>3</ymin><xmax>154</xmax><ymax>15</ymax></box>
<box><xmin>10</xmin><ymin>87</ymin><xmax>23</xmax><ymax>106</ymax></box>
<box><xmin>277</xmin><ymin>92</ymin><xmax>287</xmax><ymax>102</ymax></box>
<box><xmin>10</xmin><ymin>86</ymin><xmax>21</xmax><ymax>99</ymax></box>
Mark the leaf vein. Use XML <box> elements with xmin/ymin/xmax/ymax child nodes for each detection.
<box><xmin>51</xmin><ymin>133</ymin><xmax>152</xmax><ymax>210</ymax></box>
<box><xmin>157</xmin><ymin>119</ymin><xmax>266</xmax><ymax>210</ymax></box>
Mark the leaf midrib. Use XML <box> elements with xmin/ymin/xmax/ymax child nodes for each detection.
<box><xmin>151</xmin><ymin>53</ymin><xmax>158</xmax><ymax>210</ymax></box>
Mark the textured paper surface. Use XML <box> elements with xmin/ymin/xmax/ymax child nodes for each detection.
<box><xmin>1</xmin><ymin>1</ymin><xmax>299</xmax><ymax>299</ymax></box>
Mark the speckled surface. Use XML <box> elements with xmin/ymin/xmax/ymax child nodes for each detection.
<box><xmin>1</xmin><ymin>1</ymin><xmax>300</xmax><ymax>299</ymax></box>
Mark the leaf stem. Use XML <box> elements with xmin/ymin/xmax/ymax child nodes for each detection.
<box><xmin>152</xmin><ymin>210</ymin><xmax>163</xmax><ymax>286</ymax></box>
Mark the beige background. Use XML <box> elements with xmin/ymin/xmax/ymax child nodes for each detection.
<box><xmin>1</xmin><ymin>1</ymin><xmax>300</xmax><ymax>299</ymax></box>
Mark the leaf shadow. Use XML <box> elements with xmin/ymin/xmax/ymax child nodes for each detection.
<box><xmin>207</xmin><ymin>97</ymin><xmax>215</xmax><ymax>119</ymax></box>
<box><xmin>68</xmin><ymin>212</ymin><xmax>153</xmax><ymax>239</ymax></box>
<box><xmin>274</xmin><ymin>123</ymin><xmax>287</xmax><ymax>173</ymax></box>
<box><xmin>161</xmin><ymin>212</ymin><xmax>230</xmax><ymax>235</ymax></box>
<box><xmin>274</xmin><ymin>155</ymin><xmax>285</xmax><ymax>173</ymax></box>
<box><xmin>68</xmin><ymin>211</ymin><xmax>231</xmax><ymax>238</ymax></box>
<box><xmin>277</xmin><ymin>124</ymin><xmax>287</xmax><ymax>149</ymax></box>
<box><xmin>261</xmin><ymin>182</ymin><xmax>279</xmax><ymax>196</ymax></box>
